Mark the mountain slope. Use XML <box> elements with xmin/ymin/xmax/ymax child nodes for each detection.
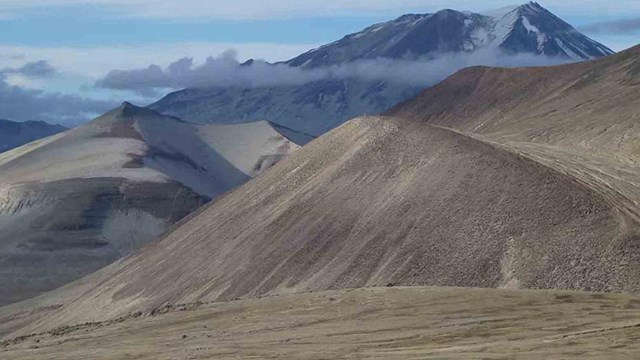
<box><xmin>0</xmin><ymin>103</ymin><xmax>303</xmax><ymax>305</ymax></box>
<box><xmin>0</xmin><ymin>119</ymin><xmax>66</xmax><ymax>154</ymax></box>
<box><xmin>13</xmin><ymin>116</ymin><xmax>636</xmax><ymax>334</ymax></box>
<box><xmin>388</xmin><ymin>45</ymin><xmax>639</xmax><ymax>150</ymax></box>
<box><xmin>8</xmin><ymin>44</ymin><xmax>640</xmax><ymax>337</ymax></box>
<box><xmin>388</xmin><ymin>44</ymin><xmax>640</xmax><ymax>221</ymax></box>
<box><xmin>150</xmin><ymin>2</ymin><xmax>612</xmax><ymax>138</ymax></box>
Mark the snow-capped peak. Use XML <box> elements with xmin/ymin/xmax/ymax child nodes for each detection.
<box><xmin>490</xmin><ymin>2</ymin><xmax>614</xmax><ymax>60</ymax></box>
<box><xmin>286</xmin><ymin>2</ymin><xmax>613</xmax><ymax>68</ymax></box>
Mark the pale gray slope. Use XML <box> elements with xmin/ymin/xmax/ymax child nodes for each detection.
<box><xmin>0</xmin><ymin>103</ymin><xmax>303</xmax><ymax>306</ymax></box>
<box><xmin>194</xmin><ymin>120</ymin><xmax>308</xmax><ymax>177</ymax></box>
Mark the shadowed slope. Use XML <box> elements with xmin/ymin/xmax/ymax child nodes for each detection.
<box><xmin>15</xmin><ymin>116</ymin><xmax>637</xmax><ymax>334</ymax></box>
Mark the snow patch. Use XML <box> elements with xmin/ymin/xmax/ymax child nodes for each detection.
<box><xmin>521</xmin><ymin>16</ymin><xmax>547</xmax><ymax>51</ymax></box>
<box><xmin>555</xmin><ymin>38</ymin><xmax>582</xmax><ymax>61</ymax></box>
<box><xmin>491</xmin><ymin>7</ymin><xmax>519</xmax><ymax>44</ymax></box>
<box><xmin>470</xmin><ymin>27</ymin><xmax>491</xmax><ymax>48</ymax></box>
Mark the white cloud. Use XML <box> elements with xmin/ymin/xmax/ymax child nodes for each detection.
<box><xmin>0</xmin><ymin>42</ymin><xmax>317</xmax><ymax>79</ymax></box>
<box><xmin>1</xmin><ymin>0</ymin><xmax>639</xmax><ymax>20</ymax></box>
<box><xmin>0</xmin><ymin>42</ymin><xmax>319</xmax><ymax>109</ymax></box>
<box><xmin>95</xmin><ymin>48</ymin><xmax>572</xmax><ymax>94</ymax></box>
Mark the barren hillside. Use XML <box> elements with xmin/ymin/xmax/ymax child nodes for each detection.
<box><xmin>14</xmin><ymin>115</ymin><xmax>639</xmax><ymax>334</ymax></box>
<box><xmin>0</xmin><ymin>103</ymin><xmax>303</xmax><ymax>305</ymax></box>
<box><xmin>6</xmin><ymin>45</ymin><xmax>640</xmax><ymax>342</ymax></box>
<box><xmin>389</xmin><ymin>45</ymin><xmax>640</xmax><ymax>220</ymax></box>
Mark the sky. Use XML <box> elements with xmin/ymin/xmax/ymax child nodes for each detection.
<box><xmin>0</xmin><ymin>0</ymin><xmax>638</xmax><ymax>125</ymax></box>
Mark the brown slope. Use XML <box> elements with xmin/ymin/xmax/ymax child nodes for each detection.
<box><xmin>387</xmin><ymin>44</ymin><xmax>640</xmax><ymax>156</ymax></box>
<box><xmin>388</xmin><ymin>44</ymin><xmax>640</xmax><ymax>220</ymax></box>
<box><xmin>13</xmin><ymin>116</ymin><xmax>639</xmax><ymax>335</ymax></box>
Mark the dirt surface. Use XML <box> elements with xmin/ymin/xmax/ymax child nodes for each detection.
<box><xmin>3</xmin><ymin>287</ymin><xmax>640</xmax><ymax>359</ymax></box>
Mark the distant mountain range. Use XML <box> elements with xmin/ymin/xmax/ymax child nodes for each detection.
<box><xmin>0</xmin><ymin>119</ymin><xmax>66</xmax><ymax>153</ymax></box>
<box><xmin>150</xmin><ymin>2</ymin><xmax>613</xmax><ymax>138</ymax></box>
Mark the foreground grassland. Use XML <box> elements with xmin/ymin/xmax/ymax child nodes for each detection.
<box><xmin>3</xmin><ymin>287</ymin><xmax>640</xmax><ymax>359</ymax></box>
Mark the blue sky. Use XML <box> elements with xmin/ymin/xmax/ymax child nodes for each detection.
<box><xmin>0</xmin><ymin>0</ymin><xmax>638</xmax><ymax>125</ymax></box>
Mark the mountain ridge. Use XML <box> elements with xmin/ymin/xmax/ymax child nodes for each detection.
<box><xmin>0</xmin><ymin>119</ymin><xmax>66</xmax><ymax>154</ymax></box>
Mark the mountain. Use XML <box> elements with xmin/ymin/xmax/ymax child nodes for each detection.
<box><xmin>149</xmin><ymin>2</ymin><xmax>613</xmax><ymax>138</ymax></box>
<box><xmin>0</xmin><ymin>119</ymin><xmax>66</xmax><ymax>154</ymax></box>
<box><xmin>8</xmin><ymin>45</ymin><xmax>640</xmax><ymax>335</ymax></box>
<box><xmin>0</xmin><ymin>102</ymin><xmax>304</xmax><ymax>305</ymax></box>
<box><xmin>287</xmin><ymin>2</ymin><xmax>613</xmax><ymax>68</ymax></box>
